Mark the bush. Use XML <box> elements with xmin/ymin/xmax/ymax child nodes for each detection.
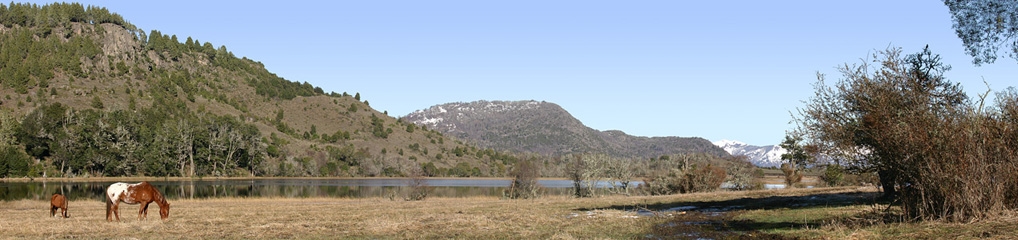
<box><xmin>638</xmin><ymin>164</ymin><xmax>726</xmax><ymax>195</ymax></box>
<box><xmin>780</xmin><ymin>163</ymin><xmax>803</xmax><ymax>188</ymax></box>
<box><xmin>403</xmin><ymin>168</ymin><xmax>430</xmax><ymax>201</ymax></box>
<box><xmin>505</xmin><ymin>158</ymin><xmax>543</xmax><ymax>199</ymax></box>
<box><xmin>679</xmin><ymin>164</ymin><xmax>726</xmax><ymax>193</ymax></box>
<box><xmin>726</xmin><ymin>156</ymin><xmax>764</xmax><ymax>191</ymax></box>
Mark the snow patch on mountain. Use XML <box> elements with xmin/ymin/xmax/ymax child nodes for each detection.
<box><xmin>713</xmin><ymin>140</ymin><xmax>786</xmax><ymax>167</ymax></box>
<box><xmin>406</xmin><ymin>100</ymin><xmax>544</xmax><ymax>129</ymax></box>
<box><xmin>418</xmin><ymin>116</ymin><xmax>444</xmax><ymax>125</ymax></box>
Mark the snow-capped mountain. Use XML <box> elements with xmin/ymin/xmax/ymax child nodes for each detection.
<box><xmin>403</xmin><ymin>100</ymin><xmax>730</xmax><ymax>158</ymax></box>
<box><xmin>713</xmin><ymin>140</ymin><xmax>786</xmax><ymax>167</ymax></box>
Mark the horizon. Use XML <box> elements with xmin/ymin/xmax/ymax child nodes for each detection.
<box><xmin>17</xmin><ymin>0</ymin><xmax>1018</xmax><ymax>146</ymax></box>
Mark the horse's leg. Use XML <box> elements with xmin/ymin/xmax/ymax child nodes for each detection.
<box><xmin>139</xmin><ymin>202</ymin><xmax>149</xmax><ymax>220</ymax></box>
<box><xmin>62</xmin><ymin>198</ymin><xmax>68</xmax><ymax>218</ymax></box>
<box><xmin>50</xmin><ymin>206</ymin><xmax>56</xmax><ymax>217</ymax></box>
<box><xmin>112</xmin><ymin>203</ymin><xmax>121</xmax><ymax>222</ymax></box>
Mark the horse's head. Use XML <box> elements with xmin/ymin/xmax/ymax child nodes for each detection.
<box><xmin>160</xmin><ymin>202</ymin><xmax>170</xmax><ymax>220</ymax></box>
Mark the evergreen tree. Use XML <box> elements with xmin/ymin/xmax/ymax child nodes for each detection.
<box><xmin>944</xmin><ymin>0</ymin><xmax>1018</xmax><ymax>65</ymax></box>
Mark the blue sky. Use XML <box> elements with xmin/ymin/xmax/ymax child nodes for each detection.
<box><xmin>28</xmin><ymin>1</ymin><xmax>1018</xmax><ymax>146</ymax></box>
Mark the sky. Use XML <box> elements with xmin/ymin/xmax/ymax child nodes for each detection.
<box><xmin>23</xmin><ymin>1</ymin><xmax>1018</xmax><ymax>146</ymax></box>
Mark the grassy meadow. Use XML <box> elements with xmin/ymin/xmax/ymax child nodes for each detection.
<box><xmin>2</xmin><ymin>186</ymin><xmax>1016</xmax><ymax>239</ymax></box>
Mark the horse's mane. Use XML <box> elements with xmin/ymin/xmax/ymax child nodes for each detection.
<box><xmin>145</xmin><ymin>182</ymin><xmax>168</xmax><ymax>206</ymax></box>
<box><xmin>156</xmin><ymin>189</ymin><xmax>167</xmax><ymax>206</ymax></box>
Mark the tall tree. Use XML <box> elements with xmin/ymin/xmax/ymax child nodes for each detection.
<box><xmin>793</xmin><ymin>46</ymin><xmax>965</xmax><ymax>198</ymax></box>
<box><xmin>172</xmin><ymin>118</ymin><xmax>196</xmax><ymax>177</ymax></box>
<box><xmin>779</xmin><ymin>134</ymin><xmax>811</xmax><ymax>187</ymax></box>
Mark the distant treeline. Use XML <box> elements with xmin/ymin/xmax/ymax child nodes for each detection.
<box><xmin>0</xmin><ymin>2</ymin><xmax>136</xmax><ymax>30</ymax></box>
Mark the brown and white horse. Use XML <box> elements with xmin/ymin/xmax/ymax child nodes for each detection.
<box><xmin>50</xmin><ymin>193</ymin><xmax>69</xmax><ymax>218</ymax></box>
<box><xmin>106</xmin><ymin>182</ymin><xmax>170</xmax><ymax>222</ymax></box>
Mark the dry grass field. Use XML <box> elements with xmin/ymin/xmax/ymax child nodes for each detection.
<box><xmin>2</xmin><ymin>186</ymin><xmax>1016</xmax><ymax>239</ymax></box>
<box><xmin>2</xmin><ymin>194</ymin><xmax>659</xmax><ymax>239</ymax></box>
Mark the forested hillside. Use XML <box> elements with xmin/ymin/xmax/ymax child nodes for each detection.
<box><xmin>0</xmin><ymin>2</ymin><xmax>523</xmax><ymax>178</ymax></box>
<box><xmin>403</xmin><ymin>100</ymin><xmax>730</xmax><ymax>159</ymax></box>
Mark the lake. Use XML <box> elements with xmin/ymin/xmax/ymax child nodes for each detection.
<box><xmin>0</xmin><ymin>178</ymin><xmax>641</xmax><ymax>201</ymax></box>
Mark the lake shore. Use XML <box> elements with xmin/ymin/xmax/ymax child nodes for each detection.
<box><xmin>4</xmin><ymin>186</ymin><xmax>1011</xmax><ymax>239</ymax></box>
<box><xmin>0</xmin><ymin>177</ymin><xmax>630</xmax><ymax>201</ymax></box>
<box><xmin>0</xmin><ymin>176</ymin><xmax>577</xmax><ymax>183</ymax></box>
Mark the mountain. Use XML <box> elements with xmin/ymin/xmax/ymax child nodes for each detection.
<box><xmin>712</xmin><ymin>140</ymin><xmax>786</xmax><ymax>167</ymax></box>
<box><xmin>0</xmin><ymin>2</ymin><xmax>507</xmax><ymax>178</ymax></box>
<box><xmin>402</xmin><ymin>100</ymin><xmax>730</xmax><ymax>159</ymax></box>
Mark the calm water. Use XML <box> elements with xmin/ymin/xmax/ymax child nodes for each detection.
<box><xmin>0</xmin><ymin>178</ymin><xmax>640</xmax><ymax>201</ymax></box>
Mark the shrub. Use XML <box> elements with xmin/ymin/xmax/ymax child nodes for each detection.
<box><xmin>678</xmin><ymin>164</ymin><xmax>726</xmax><ymax>193</ymax></box>
<box><xmin>505</xmin><ymin>158</ymin><xmax>542</xmax><ymax>199</ymax></box>
<box><xmin>726</xmin><ymin>156</ymin><xmax>764</xmax><ymax>191</ymax></box>
<box><xmin>780</xmin><ymin>163</ymin><xmax>803</xmax><ymax>188</ymax></box>
<box><xmin>404</xmin><ymin>168</ymin><xmax>430</xmax><ymax>201</ymax></box>
<box><xmin>638</xmin><ymin>164</ymin><xmax>726</xmax><ymax>195</ymax></box>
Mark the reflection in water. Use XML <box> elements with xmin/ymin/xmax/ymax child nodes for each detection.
<box><xmin>0</xmin><ymin>179</ymin><xmax>639</xmax><ymax>201</ymax></box>
<box><xmin>0</xmin><ymin>181</ymin><xmax>110</xmax><ymax>202</ymax></box>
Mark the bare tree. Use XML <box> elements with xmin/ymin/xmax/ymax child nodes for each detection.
<box><xmin>506</xmin><ymin>157</ymin><xmax>542</xmax><ymax>199</ymax></box>
<box><xmin>172</xmin><ymin>119</ymin><xmax>195</xmax><ymax>177</ymax></box>
<box><xmin>726</xmin><ymin>155</ymin><xmax>761</xmax><ymax>190</ymax></box>
<box><xmin>53</xmin><ymin>110</ymin><xmax>79</xmax><ymax>176</ymax></box>
<box><xmin>223</xmin><ymin>126</ymin><xmax>243</xmax><ymax>175</ymax></box>
<box><xmin>404</xmin><ymin>165</ymin><xmax>430</xmax><ymax>201</ymax></box>
<box><xmin>207</xmin><ymin>117</ymin><xmax>226</xmax><ymax>176</ymax></box>
<box><xmin>566</xmin><ymin>154</ymin><xmax>591</xmax><ymax>197</ymax></box>
<box><xmin>244</xmin><ymin>133</ymin><xmax>265</xmax><ymax>176</ymax></box>
<box><xmin>602</xmin><ymin>156</ymin><xmax>635</xmax><ymax>195</ymax></box>
<box><xmin>581</xmin><ymin>154</ymin><xmax>608</xmax><ymax>196</ymax></box>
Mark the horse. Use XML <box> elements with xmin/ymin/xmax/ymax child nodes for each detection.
<box><xmin>50</xmin><ymin>193</ymin><xmax>69</xmax><ymax>218</ymax></box>
<box><xmin>105</xmin><ymin>182</ymin><xmax>170</xmax><ymax>222</ymax></box>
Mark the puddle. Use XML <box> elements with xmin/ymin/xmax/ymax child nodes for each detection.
<box><xmin>664</xmin><ymin>206</ymin><xmax>698</xmax><ymax>212</ymax></box>
<box><xmin>634</xmin><ymin>205</ymin><xmax>744</xmax><ymax>218</ymax></box>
